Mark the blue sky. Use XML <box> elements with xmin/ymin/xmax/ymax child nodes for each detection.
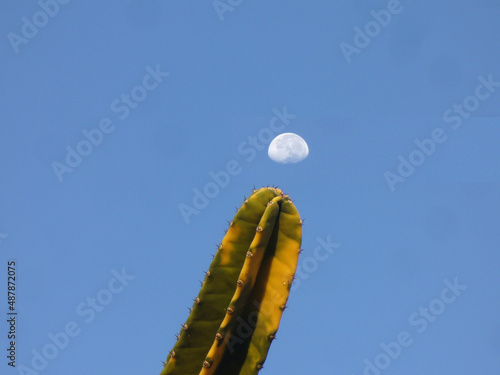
<box><xmin>1</xmin><ymin>1</ymin><xmax>499</xmax><ymax>374</ymax></box>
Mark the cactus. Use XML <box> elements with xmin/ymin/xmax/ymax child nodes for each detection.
<box><xmin>161</xmin><ymin>187</ymin><xmax>302</xmax><ymax>375</ymax></box>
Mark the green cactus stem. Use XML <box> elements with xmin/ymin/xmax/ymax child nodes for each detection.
<box><xmin>161</xmin><ymin>187</ymin><xmax>302</xmax><ymax>375</ymax></box>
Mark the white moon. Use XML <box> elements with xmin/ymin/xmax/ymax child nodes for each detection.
<box><xmin>268</xmin><ymin>133</ymin><xmax>309</xmax><ymax>164</ymax></box>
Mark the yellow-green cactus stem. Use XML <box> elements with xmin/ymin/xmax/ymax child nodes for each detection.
<box><xmin>161</xmin><ymin>187</ymin><xmax>302</xmax><ymax>375</ymax></box>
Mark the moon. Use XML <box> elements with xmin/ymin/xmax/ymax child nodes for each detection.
<box><xmin>268</xmin><ymin>133</ymin><xmax>309</xmax><ymax>164</ymax></box>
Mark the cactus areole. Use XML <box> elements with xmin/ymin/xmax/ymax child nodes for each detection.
<box><xmin>161</xmin><ymin>187</ymin><xmax>303</xmax><ymax>375</ymax></box>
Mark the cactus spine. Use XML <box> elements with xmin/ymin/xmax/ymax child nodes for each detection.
<box><xmin>161</xmin><ymin>187</ymin><xmax>302</xmax><ymax>375</ymax></box>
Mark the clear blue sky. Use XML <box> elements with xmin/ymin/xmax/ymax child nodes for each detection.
<box><xmin>1</xmin><ymin>1</ymin><xmax>500</xmax><ymax>374</ymax></box>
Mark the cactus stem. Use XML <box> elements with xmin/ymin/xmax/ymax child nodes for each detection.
<box><xmin>161</xmin><ymin>187</ymin><xmax>302</xmax><ymax>375</ymax></box>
